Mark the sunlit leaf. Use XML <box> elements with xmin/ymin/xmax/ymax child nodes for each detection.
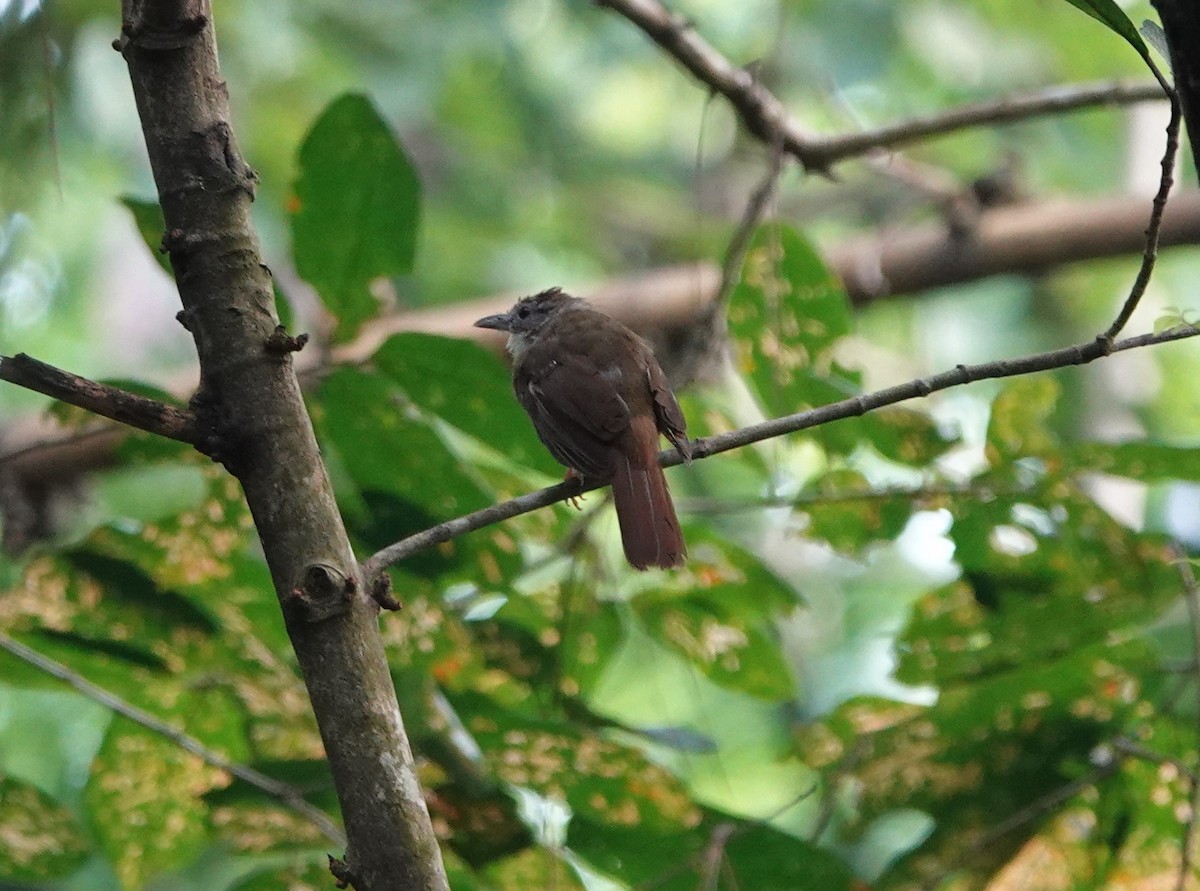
<box><xmin>372</xmin><ymin>332</ymin><xmax>557</xmax><ymax>476</ymax></box>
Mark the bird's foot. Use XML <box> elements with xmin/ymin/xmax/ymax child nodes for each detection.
<box><xmin>564</xmin><ymin>468</ymin><xmax>586</xmax><ymax>510</ymax></box>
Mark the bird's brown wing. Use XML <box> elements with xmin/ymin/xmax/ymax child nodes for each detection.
<box><xmin>516</xmin><ymin>355</ymin><xmax>630</xmax><ymax>479</ymax></box>
<box><xmin>647</xmin><ymin>361</ymin><xmax>691</xmax><ymax>460</ymax></box>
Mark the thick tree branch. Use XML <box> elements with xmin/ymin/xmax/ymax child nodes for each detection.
<box><xmin>361</xmin><ymin>323</ymin><xmax>1200</xmax><ymax>580</ymax></box>
<box><xmin>0</xmin><ymin>632</ymin><xmax>345</xmax><ymax>846</ymax></box>
<box><xmin>594</xmin><ymin>0</ymin><xmax>1168</xmax><ymax>171</ymax></box>
<box><xmin>830</xmin><ymin>190</ymin><xmax>1200</xmax><ymax>306</ymax></box>
<box><xmin>114</xmin><ymin>3</ymin><xmax>447</xmax><ymax>889</ymax></box>
<box><xmin>0</xmin><ymin>353</ymin><xmax>196</xmax><ymax>444</ymax></box>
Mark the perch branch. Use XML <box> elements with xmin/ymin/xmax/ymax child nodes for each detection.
<box><xmin>361</xmin><ymin>323</ymin><xmax>1200</xmax><ymax>580</ymax></box>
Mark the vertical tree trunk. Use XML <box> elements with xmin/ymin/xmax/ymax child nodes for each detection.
<box><xmin>115</xmin><ymin>3</ymin><xmax>449</xmax><ymax>888</ymax></box>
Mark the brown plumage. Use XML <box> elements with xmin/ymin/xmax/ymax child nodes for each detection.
<box><xmin>475</xmin><ymin>288</ymin><xmax>691</xmax><ymax>569</ymax></box>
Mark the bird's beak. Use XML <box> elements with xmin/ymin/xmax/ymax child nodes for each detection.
<box><xmin>473</xmin><ymin>312</ymin><xmax>513</xmax><ymax>332</ymax></box>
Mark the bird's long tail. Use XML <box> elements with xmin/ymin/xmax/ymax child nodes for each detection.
<box><xmin>611</xmin><ymin>415</ymin><xmax>685</xmax><ymax>570</ymax></box>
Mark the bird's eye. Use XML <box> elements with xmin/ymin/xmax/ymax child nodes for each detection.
<box><xmin>517</xmin><ymin>306</ymin><xmax>530</xmax><ymax>319</ymax></box>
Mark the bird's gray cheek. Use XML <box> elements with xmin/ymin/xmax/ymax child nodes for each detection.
<box><xmin>507</xmin><ymin>333</ymin><xmax>531</xmax><ymax>357</ymax></box>
<box><xmin>599</xmin><ymin>366</ymin><xmax>623</xmax><ymax>384</ymax></box>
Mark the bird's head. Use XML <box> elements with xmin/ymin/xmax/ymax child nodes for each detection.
<box><xmin>473</xmin><ymin>288</ymin><xmax>582</xmax><ymax>340</ymax></box>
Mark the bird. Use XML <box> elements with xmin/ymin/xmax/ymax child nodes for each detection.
<box><xmin>474</xmin><ymin>288</ymin><xmax>691</xmax><ymax>569</ymax></box>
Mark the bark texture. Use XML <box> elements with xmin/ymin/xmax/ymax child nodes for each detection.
<box><xmin>115</xmin><ymin>3</ymin><xmax>449</xmax><ymax>888</ymax></box>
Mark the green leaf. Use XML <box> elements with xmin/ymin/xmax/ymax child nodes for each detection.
<box><xmin>1057</xmin><ymin>0</ymin><xmax>1153</xmax><ymax>67</ymax></box>
<box><xmin>803</xmin><ymin>469</ymin><xmax>916</xmax><ymax>552</ymax></box>
<box><xmin>64</xmin><ymin>550</ymin><xmax>219</xmax><ymax>635</ymax></box>
<box><xmin>862</xmin><ymin>407</ymin><xmax>958</xmax><ymax>466</ymax></box>
<box><xmin>567</xmin><ymin>818</ymin><xmax>702</xmax><ymax>890</ymax></box>
<box><xmin>573</xmin><ymin>816</ymin><xmax>852</xmax><ymax>891</ymax></box>
<box><xmin>371</xmin><ymin>332</ymin><xmax>558</xmax><ymax>476</ymax></box>
<box><xmin>916</xmin><ymin>487</ymin><xmax>1178</xmax><ymax>686</ymax></box>
<box><xmin>313</xmin><ymin>366</ymin><xmax>489</xmax><ymax>520</ymax></box>
<box><xmin>451</xmin><ymin>690</ymin><xmax>701</xmax><ymax>836</ymax></box>
<box><xmin>722</xmin><ymin>824</ymin><xmax>854</xmax><ymax>890</ymax></box>
<box><xmin>311</xmin><ymin>367</ymin><xmax>527</xmax><ymax>582</ymax></box>
<box><xmin>290</xmin><ymin>93</ymin><xmax>421</xmax><ymax>339</ymax></box>
<box><xmin>631</xmin><ymin>595</ymin><xmax>792</xmax><ymax>700</ymax></box>
<box><xmin>120</xmin><ymin>195</ymin><xmax>171</xmax><ymax>274</ymax></box>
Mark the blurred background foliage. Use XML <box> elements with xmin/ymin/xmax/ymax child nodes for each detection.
<box><xmin>4</xmin><ymin>0</ymin><xmax>1200</xmax><ymax>888</ymax></box>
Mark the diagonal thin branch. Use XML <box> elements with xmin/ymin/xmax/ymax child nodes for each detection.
<box><xmin>0</xmin><ymin>353</ymin><xmax>196</xmax><ymax>444</ymax></box>
<box><xmin>595</xmin><ymin>0</ymin><xmax>1169</xmax><ymax>172</ymax></box>
<box><xmin>360</xmin><ymin>323</ymin><xmax>1200</xmax><ymax>580</ymax></box>
<box><xmin>0</xmin><ymin>632</ymin><xmax>346</xmax><ymax>846</ymax></box>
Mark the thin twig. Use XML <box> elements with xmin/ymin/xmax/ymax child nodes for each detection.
<box><xmin>677</xmin><ymin>480</ymin><xmax>1029</xmax><ymax>516</ymax></box>
<box><xmin>1170</xmin><ymin>545</ymin><xmax>1200</xmax><ymax>891</ymax></box>
<box><xmin>361</xmin><ymin>323</ymin><xmax>1200</xmax><ymax>579</ymax></box>
<box><xmin>0</xmin><ymin>632</ymin><xmax>346</xmax><ymax>847</ymax></box>
<box><xmin>814</xmin><ymin>81</ymin><xmax>1168</xmax><ymax>166</ymax></box>
<box><xmin>594</xmin><ymin>0</ymin><xmax>1167</xmax><ymax>171</ymax></box>
<box><xmin>0</xmin><ymin>353</ymin><xmax>197</xmax><ymax>444</ymax></box>
<box><xmin>1103</xmin><ymin>63</ymin><xmax>1181</xmax><ymax>342</ymax></box>
<box><xmin>675</xmin><ymin>137</ymin><xmax>789</xmax><ymax>386</ymax></box>
<box><xmin>715</xmin><ymin>140</ymin><xmax>787</xmax><ymax>309</ymax></box>
<box><xmin>1110</xmin><ymin>736</ymin><xmax>1200</xmax><ymax>785</ymax></box>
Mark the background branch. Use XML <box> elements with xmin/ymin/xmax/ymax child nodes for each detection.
<box><xmin>344</xmin><ymin>190</ymin><xmax>1200</xmax><ymax>364</ymax></box>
